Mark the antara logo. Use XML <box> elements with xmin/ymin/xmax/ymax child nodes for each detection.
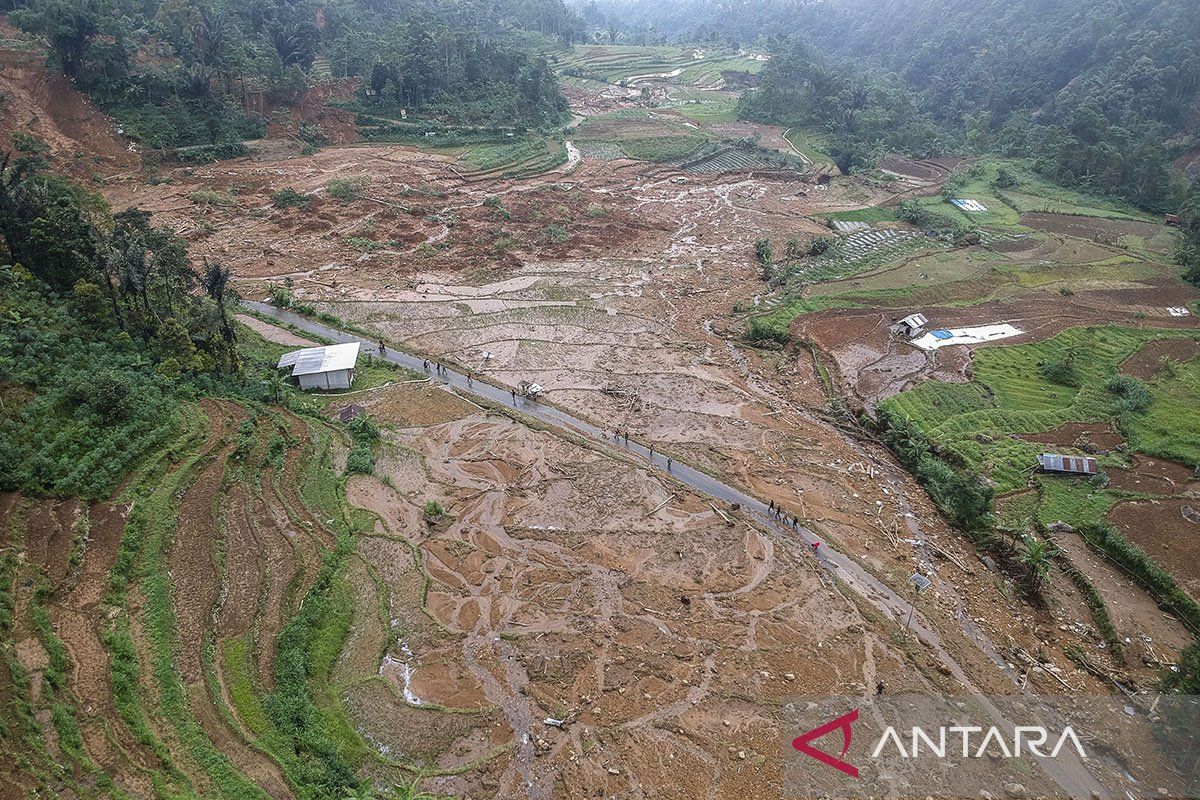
<box><xmin>793</xmin><ymin>709</ymin><xmax>1088</xmax><ymax>778</ymax></box>
<box><xmin>792</xmin><ymin>709</ymin><xmax>860</xmax><ymax>778</ymax></box>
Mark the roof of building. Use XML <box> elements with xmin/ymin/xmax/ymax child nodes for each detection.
<box><xmin>900</xmin><ymin>313</ymin><xmax>927</xmax><ymax>328</ymax></box>
<box><xmin>278</xmin><ymin>342</ymin><xmax>360</xmax><ymax>376</ymax></box>
<box><xmin>1037</xmin><ymin>453</ymin><xmax>1098</xmax><ymax>474</ymax></box>
<box><xmin>338</xmin><ymin>403</ymin><xmax>366</xmax><ymax>423</ymax></box>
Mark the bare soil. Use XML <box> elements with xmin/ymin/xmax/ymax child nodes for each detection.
<box><xmin>0</xmin><ymin>21</ymin><xmax>138</xmax><ymax>178</ymax></box>
<box><xmin>1120</xmin><ymin>337</ymin><xmax>1200</xmax><ymax>380</ymax></box>
<box><xmin>1107</xmin><ymin>456</ymin><xmax>1200</xmax><ymax>495</ymax></box>
<box><xmin>1019</xmin><ymin>212</ymin><xmax>1163</xmax><ymax>243</ymax></box>
<box><xmin>1107</xmin><ymin>498</ymin><xmax>1200</xmax><ymax>600</ymax></box>
<box><xmin>1018</xmin><ymin>422</ymin><xmax>1125</xmax><ymax>453</ymax></box>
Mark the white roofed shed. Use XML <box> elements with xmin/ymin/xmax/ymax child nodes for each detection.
<box><xmin>898</xmin><ymin>313</ymin><xmax>927</xmax><ymax>337</ymax></box>
<box><xmin>278</xmin><ymin>342</ymin><xmax>360</xmax><ymax>390</ymax></box>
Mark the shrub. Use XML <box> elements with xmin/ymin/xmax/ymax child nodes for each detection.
<box><xmin>271</xmin><ymin>188</ymin><xmax>312</xmax><ymax>209</ymax></box>
<box><xmin>993</xmin><ymin>168</ymin><xmax>1019</xmax><ymax>189</ymax></box>
<box><xmin>325</xmin><ymin>177</ymin><xmax>369</xmax><ymax>202</ymax></box>
<box><xmin>422</xmin><ymin>500</ymin><xmax>445</xmax><ymax>523</ymax></box>
<box><xmin>746</xmin><ymin>315</ymin><xmax>789</xmax><ymax>344</ymax></box>
<box><xmin>11</xmin><ymin>130</ymin><xmax>47</xmax><ymax>153</ymax></box>
<box><xmin>1162</xmin><ymin>641</ymin><xmax>1200</xmax><ymax>693</ymax></box>
<box><xmin>188</xmin><ymin>189</ymin><xmax>235</xmax><ymax>207</ymax></box>
<box><xmin>346</xmin><ymin>445</ymin><xmax>373</xmax><ymax>474</ymax></box>
<box><xmin>1040</xmin><ymin>359</ymin><xmax>1080</xmax><ymax>387</ymax></box>
<box><xmin>345</xmin><ymin>414</ymin><xmax>379</xmax><ymax>443</ymax></box>
<box><xmin>268</xmin><ymin>286</ymin><xmax>294</xmax><ymax>308</ymax></box>
<box><xmin>754</xmin><ymin>237</ymin><xmax>774</xmax><ymax>265</ymax></box>
<box><xmin>543</xmin><ymin>223</ymin><xmax>568</xmax><ymax>244</ymax></box>
<box><xmin>1106</xmin><ymin>374</ymin><xmax>1151</xmax><ymax>414</ymax></box>
<box><xmin>807</xmin><ymin>236</ymin><xmax>834</xmax><ymax>257</ymax></box>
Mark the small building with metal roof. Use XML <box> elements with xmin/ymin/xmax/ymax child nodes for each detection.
<box><xmin>1037</xmin><ymin>453</ymin><xmax>1098</xmax><ymax>475</ymax></box>
<box><xmin>337</xmin><ymin>403</ymin><xmax>366</xmax><ymax>423</ymax></box>
<box><xmin>278</xmin><ymin>342</ymin><xmax>360</xmax><ymax>390</ymax></box>
<box><xmin>897</xmin><ymin>313</ymin><xmax>927</xmax><ymax>337</ymax></box>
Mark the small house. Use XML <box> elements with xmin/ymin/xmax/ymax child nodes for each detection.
<box><xmin>1037</xmin><ymin>453</ymin><xmax>1098</xmax><ymax>475</ymax></box>
<box><xmin>278</xmin><ymin>342</ymin><xmax>360</xmax><ymax>390</ymax></box>
<box><xmin>898</xmin><ymin>313</ymin><xmax>927</xmax><ymax>337</ymax></box>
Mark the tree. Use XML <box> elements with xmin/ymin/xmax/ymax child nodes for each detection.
<box><xmin>753</xmin><ymin>237</ymin><xmax>773</xmax><ymax>267</ymax></box>
<box><xmin>0</xmin><ymin>152</ymin><xmax>100</xmax><ymax>291</ymax></box>
<box><xmin>1017</xmin><ymin>534</ymin><xmax>1059</xmax><ymax>598</ymax></box>
<box><xmin>201</xmin><ymin>259</ymin><xmax>237</xmax><ymax>368</ymax></box>
<box><xmin>12</xmin><ymin>0</ymin><xmax>107</xmax><ymax>78</ymax></box>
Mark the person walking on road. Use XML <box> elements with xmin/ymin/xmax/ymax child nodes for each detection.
<box><xmin>378</xmin><ymin>339</ymin><xmax>387</xmax><ymax>356</ymax></box>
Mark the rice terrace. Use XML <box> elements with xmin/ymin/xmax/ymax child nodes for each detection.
<box><xmin>2</xmin><ymin>0</ymin><xmax>1200</xmax><ymax>799</ymax></box>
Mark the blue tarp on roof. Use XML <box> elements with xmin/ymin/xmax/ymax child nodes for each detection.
<box><xmin>931</xmin><ymin>330</ymin><xmax>954</xmax><ymax>340</ymax></box>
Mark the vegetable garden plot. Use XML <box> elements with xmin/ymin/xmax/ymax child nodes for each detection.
<box><xmin>787</xmin><ymin>229</ymin><xmax>932</xmax><ymax>284</ymax></box>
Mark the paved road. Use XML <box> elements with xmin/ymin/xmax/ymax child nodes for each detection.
<box><xmin>246</xmin><ymin>301</ymin><xmax>1110</xmax><ymax>799</ymax></box>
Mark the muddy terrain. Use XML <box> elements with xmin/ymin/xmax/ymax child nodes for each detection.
<box><xmin>3</xmin><ymin>38</ymin><xmax>1198</xmax><ymax>800</ymax></box>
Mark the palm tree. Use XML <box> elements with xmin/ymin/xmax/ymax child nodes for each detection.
<box><xmin>201</xmin><ymin>259</ymin><xmax>238</xmax><ymax>370</ymax></box>
<box><xmin>1018</xmin><ymin>534</ymin><xmax>1060</xmax><ymax>597</ymax></box>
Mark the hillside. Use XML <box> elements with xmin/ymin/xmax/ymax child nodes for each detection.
<box><xmin>7</xmin><ymin>0</ymin><xmax>582</xmax><ymax>153</ymax></box>
<box><xmin>586</xmin><ymin>0</ymin><xmax>1200</xmax><ymax>209</ymax></box>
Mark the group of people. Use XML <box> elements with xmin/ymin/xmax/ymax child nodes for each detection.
<box><xmin>383</xmin><ymin>336</ymin><xmax>817</xmax><ymax>553</ymax></box>
<box><xmin>768</xmin><ymin>499</ymin><xmax>818</xmax><ymax>551</ymax></box>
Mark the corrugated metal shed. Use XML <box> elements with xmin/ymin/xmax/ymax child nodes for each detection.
<box><xmin>1037</xmin><ymin>453</ymin><xmax>1098</xmax><ymax>475</ymax></box>
<box><xmin>278</xmin><ymin>342</ymin><xmax>360</xmax><ymax>376</ymax></box>
<box><xmin>338</xmin><ymin>404</ymin><xmax>366</xmax><ymax>423</ymax></box>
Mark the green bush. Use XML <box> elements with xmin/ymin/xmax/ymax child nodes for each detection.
<box><xmin>10</xmin><ymin>130</ymin><xmax>47</xmax><ymax>154</ymax></box>
<box><xmin>325</xmin><ymin>177</ymin><xmax>369</xmax><ymax>202</ymax></box>
<box><xmin>271</xmin><ymin>188</ymin><xmax>312</xmax><ymax>209</ymax></box>
<box><xmin>345</xmin><ymin>445</ymin><xmax>373</xmax><ymax>474</ymax></box>
<box><xmin>1106</xmin><ymin>374</ymin><xmax>1151</xmax><ymax>414</ymax></box>
<box><xmin>422</xmin><ymin>500</ymin><xmax>445</xmax><ymax>523</ymax></box>
<box><xmin>543</xmin><ymin>223</ymin><xmax>568</xmax><ymax>244</ymax></box>
<box><xmin>1040</xmin><ymin>359</ymin><xmax>1080</xmax><ymax>387</ymax></box>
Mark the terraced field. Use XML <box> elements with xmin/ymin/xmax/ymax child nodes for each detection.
<box><xmin>882</xmin><ymin>326</ymin><xmax>1200</xmax><ymax>500</ymax></box>
<box><xmin>572</xmin><ymin>109</ymin><xmax>704</xmax><ymax>162</ymax></box>
<box><xmin>555</xmin><ymin>45</ymin><xmax>764</xmax><ymax>87</ymax></box>
<box><xmin>784</xmin><ymin>228</ymin><xmax>932</xmax><ymax>285</ymax></box>
<box><xmin>0</xmin><ymin>332</ymin><xmax>509</xmax><ymax>799</ymax></box>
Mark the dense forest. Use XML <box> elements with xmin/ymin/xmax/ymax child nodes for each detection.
<box><xmin>0</xmin><ymin>149</ymin><xmax>261</xmax><ymax>497</ymax></box>
<box><xmin>737</xmin><ymin>39</ymin><xmax>950</xmax><ymax>173</ymax></box>
<box><xmin>793</xmin><ymin>0</ymin><xmax>1200</xmax><ymax>211</ymax></box>
<box><xmin>585</xmin><ymin>0</ymin><xmax>1200</xmax><ymax>212</ymax></box>
<box><xmin>7</xmin><ymin>0</ymin><xmax>582</xmax><ymax>149</ymax></box>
